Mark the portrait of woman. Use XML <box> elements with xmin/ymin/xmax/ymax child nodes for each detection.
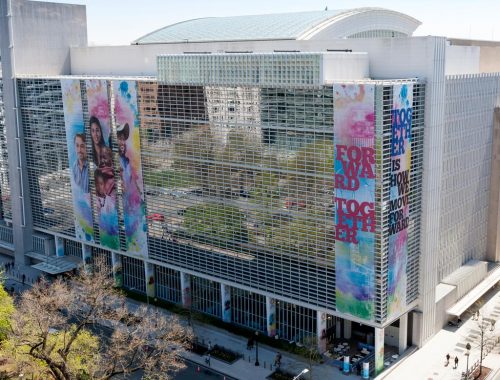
<box><xmin>89</xmin><ymin>116</ymin><xmax>107</xmax><ymax>167</ymax></box>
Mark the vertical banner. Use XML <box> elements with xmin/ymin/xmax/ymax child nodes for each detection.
<box><xmin>221</xmin><ymin>284</ymin><xmax>232</xmax><ymax>322</ymax></box>
<box><xmin>61</xmin><ymin>79</ymin><xmax>94</xmax><ymax>242</ymax></box>
<box><xmin>145</xmin><ymin>262</ymin><xmax>155</xmax><ymax>299</ymax></box>
<box><xmin>266</xmin><ymin>296</ymin><xmax>276</xmax><ymax>337</ymax></box>
<box><xmin>387</xmin><ymin>84</ymin><xmax>412</xmax><ymax>317</ymax></box>
<box><xmin>334</xmin><ymin>84</ymin><xmax>376</xmax><ymax>321</ymax></box>
<box><xmin>82</xmin><ymin>244</ymin><xmax>92</xmax><ymax>273</ymax></box>
<box><xmin>111</xmin><ymin>252</ymin><xmax>123</xmax><ymax>287</ymax></box>
<box><xmin>181</xmin><ymin>272</ymin><xmax>191</xmax><ymax>308</ymax></box>
<box><xmin>362</xmin><ymin>362</ymin><xmax>370</xmax><ymax>379</ymax></box>
<box><xmin>375</xmin><ymin>327</ymin><xmax>385</xmax><ymax>374</ymax></box>
<box><xmin>85</xmin><ymin>80</ymin><xmax>120</xmax><ymax>250</ymax></box>
<box><xmin>113</xmin><ymin>81</ymin><xmax>148</xmax><ymax>257</ymax></box>
<box><xmin>317</xmin><ymin>311</ymin><xmax>327</xmax><ymax>353</ymax></box>
<box><xmin>55</xmin><ymin>236</ymin><xmax>65</xmax><ymax>257</ymax></box>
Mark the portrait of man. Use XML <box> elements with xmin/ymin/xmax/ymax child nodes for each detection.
<box><xmin>117</xmin><ymin>122</ymin><xmax>140</xmax><ymax>196</ymax></box>
<box><xmin>117</xmin><ymin>122</ymin><xmax>130</xmax><ymax>163</ymax></box>
<box><xmin>72</xmin><ymin>133</ymin><xmax>89</xmax><ymax>193</ymax></box>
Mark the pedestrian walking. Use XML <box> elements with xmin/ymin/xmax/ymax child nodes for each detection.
<box><xmin>247</xmin><ymin>336</ymin><xmax>254</xmax><ymax>350</ymax></box>
<box><xmin>22</xmin><ymin>273</ymin><xmax>26</xmax><ymax>285</ymax></box>
<box><xmin>454</xmin><ymin>356</ymin><xmax>458</xmax><ymax>369</ymax></box>
<box><xmin>274</xmin><ymin>352</ymin><xmax>282</xmax><ymax>368</ymax></box>
<box><xmin>205</xmin><ymin>353</ymin><xmax>211</xmax><ymax>367</ymax></box>
<box><xmin>445</xmin><ymin>353</ymin><xmax>450</xmax><ymax>365</ymax></box>
<box><xmin>207</xmin><ymin>340</ymin><xmax>212</xmax><ymax>352</ymax></box>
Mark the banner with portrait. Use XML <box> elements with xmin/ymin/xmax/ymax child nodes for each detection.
<box><xmin>333</xmin><ymin>84</ymin><xmax>376</xmax><ymax>321</ymax></box>
<box><xmin>387</xmin><ymin>83</ymin><xmax>413</xmax><ymax>318</ymax></box>
<box><xmin>85</xmin><ymin>79</ymin><xmax>120</xmax><ymax>250</ymax></box>
<box><xmin>113</xmin><ymin>80</ymin><xmax>148</xmax><ymax>257</ymax></box>
<box><xmin>61</xmin><ymin>79</ymin><xmax>94</xmax><ymax>242</ymax></box>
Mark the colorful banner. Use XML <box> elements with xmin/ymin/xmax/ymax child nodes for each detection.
<box><xmin>85</xmin><ymin>80</ymin><xmax>120</xmax><ymax>250</ymax></box>
<box><xmin>222</xmin><ymin>284</ymin><xmax>231</xmax><ymax>323</ymax></box>
<box><xmin>61</xmin><ymin>79</ymin><xmax>94</xmax><ymax>242</ymax></box>
<box><xmin>145</xmin><ymin>262</ymin><xmax>155</xmax><ymax>299</ymax></box>
<box><xmin>266</xmin><ymin>297</ymin><xmax>276</xmax><ymax>337</ymax></box>
<box><xmin>113</xmin><ymin>80</ymin><xmax>148</xmax><ymax>257</ymax></box>
<box><xmin>181</xmin><ymin>273</ymin><xmax>191</xmax><ymax>308</ymax></box>
<box><xmin>387</xmin><ymin>83</ymin><xmax>413</xmax><ymax>317</ymax></box>
<box><xmin>334</xmin><ymin>84</ymin><xmax>376</xmax><ymax>321</ymax></box>
<box><xmin>111</xmin><ymin>252</ymin><xmax>123</xmax><ymax>287</ymax></box>
<box><xmin>375</xmin><ymin>327</ymin><xmax>384</xmax><ymax>374</ymax></box>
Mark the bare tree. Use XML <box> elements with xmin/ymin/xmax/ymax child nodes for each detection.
<box><xmin>3</xmin><ymin>267</ymin><xmax>193</xmax><ymax>379</ymax></box>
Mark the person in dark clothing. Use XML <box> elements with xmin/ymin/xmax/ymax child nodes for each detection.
<box><xmin>22</xmin><ymin>274</ymin><xmax>26</xmax><ymax>285</ymax></box>
<box><xmin>446</xmin><ymin>353</ymin><xmax>450</xmax><ymax>365</ymax></box>
<box><xmin>454</xmin><ymin>356</ymin><xmax>459</xmax><ymax>369</ymax></box>
<box><xmin>274</xmin><ymin>352</ymin><xmax>282</xmax><ymax>368</ymax></box>
<box><xmin>247</xmin><ymin>336</ymin><xmax>254</xmax><ymax>350</ymax></box>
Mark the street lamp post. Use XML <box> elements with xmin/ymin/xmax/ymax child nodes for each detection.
<box><xmin>465</xmin><ymin>342</ymin><xmax>471</xmax><ymax>378</ymax></box>
<box><xmin>479</xmin><ymin>322</ymin><xmax>484</xmax><ymax>377</ymax></box>
<box><xmin>254</xmin><ymin>331</ymin><xmax>260</xmax><ymax>366</ymax></box>
<box><xmin>292</xmin><ymin>368</ymin><xmax>309</xmax><ymax>380</ymax></box>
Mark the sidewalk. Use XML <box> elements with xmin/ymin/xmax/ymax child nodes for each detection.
<box><xmin>126</xmin><ymin>297</ymin><xmax>352</xmax><ymax>380</ymax></box>
<box><xmin>379</xmin><ymin>287</ymin><xmax>500</xmax><ymax>380</ymax></box>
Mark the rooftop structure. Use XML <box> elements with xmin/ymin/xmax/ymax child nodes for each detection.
<box><xmin>134</xmin><ymin>8</ymin><xmax>421</xmax><ymax>44</ymax></box>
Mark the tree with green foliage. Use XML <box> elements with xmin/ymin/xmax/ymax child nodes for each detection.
<box><xmin>172</xmin><ymin>125</ymin><xmax>215</xmax><ymax>190</ymax></box>
<box><xmin>1</xmin><ymin>267</ymin><xmax>192</xmax><ymax>380</ymax></box>
<box><xmin>286</xmin><ymin>138</ymin><xmax>334</xmax><ymax>201</ymax></box>
<box><xmin>248</xmin><ymin>171</ymin><xmax>283</xmax><ymax>239</ymax></box>
<box><xmin>267</xmin><ymin>216</ymin><xmax>334</xmax><ymax>261</ymax></box>
<box><xmin>183</xmin><ymin>203</ymin><xmax>248</xmax><ymax>244</ymax></box>
<box><xmin>0</xmin><ymin>278</ymin><xmax>14</xmax><ymax>342</ymax></box>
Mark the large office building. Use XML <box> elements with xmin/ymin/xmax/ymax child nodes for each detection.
<box><xmin>1</xmin><ymin>0</ymin><xmax>499</xmax><ymax>375</ymax></box>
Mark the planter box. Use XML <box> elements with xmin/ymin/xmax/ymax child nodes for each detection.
<box><xmin>209</xmin><ymin>345</ymin><xmax>242</xmax><ymax>365</ymax></box>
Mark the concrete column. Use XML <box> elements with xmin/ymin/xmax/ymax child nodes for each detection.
<box><xmin>336</xmin><ymin>317</ymin><xmax>342</xmax><ymax>338</ymax></box>
<box><xmin>145</xmin><ymin>262</ymin><xmax>155</xmax><ymax>300</ymax></box>
<box><xmin>111</xmin><ymin>252</ymin><xmax>122</xmax><ymax>287</ymax></box>
<box><xmin>398</xmin><ymin>313</ymin><xmax>408</xmax><ymax>355</ymax></box>
<box><xmin>221</xmin><ymin>283</ymin><xmax>231</xmax><ymax>322</ymax></box>
<box><xmin>375</xmin><ymin>327</ymin><xmax>385</xmax><ymax>375</ymax></box>
<box><xmin>317</xmin><ymin>311</ymin><xmax>327</xmax><ymax>353</ymax></box>
<box><xmin>266</xmin><ymin>296</ymin><xmax>276</xmax><ymax>337</ymax></box>
<box><xmin>487</xmin><ymin>107</ymin><xmax>500</xmax><ymax>262</ymax></box>
<box><xmin>55</xmin><ymin>236</ymin><xmax>64</xmax><ymax>257</ymax></box>
<box><xmin>411</xmin><ymin>311</ymin><xmax>423</xmax><ymax>347</ymax></box>
<box><xmin>180</xmin><ymin>272</ymin><xmax>191</xmax><ymax>308</ymax></box>
<box><xmin>0</xmin><ymin>0</ymin><xmax>34</xmax><ymax>265</ymax></box>
<box><xmin>343</xmin><ymin>319</ymin><xmax>352</xmax><ymax>339</ymax></box>
<box><xmin>82</xmin><ymin>244</ymin><xmax>92</xmax><ymax>272</ymax></box>
<box><xmin>418</xmin><ymin>37</ymin><xmax>447</xmax><ymax>346</ymax></box>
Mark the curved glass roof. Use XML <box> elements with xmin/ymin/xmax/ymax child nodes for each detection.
<box><xmin>135</xmin><ymin>10</ymin><xmax>350</xmax><ymax>44</ymax></box>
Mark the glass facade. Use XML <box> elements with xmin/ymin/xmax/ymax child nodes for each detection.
<box><xmin>15</xmin><ymin>54</ymin><xmax>424</xmax><ymax>337</ymax></box>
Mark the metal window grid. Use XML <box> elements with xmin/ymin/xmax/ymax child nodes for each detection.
<box><xmin>190</xmin><ymin>276</ymin><xmax>222</xmax><ymax>318</ymax></box>
<box><xmin>155</xmin><ymin>265</ymin><xmax>182</xmax><ymax>303</ymax></box>
<box><xmin>122</xmin><ymin>255</ymin><xmax>146</xmax><ymax>293</ymax></box>
<box><xmin>230</xmin><ymin>287</ymin><xmax>266</xmax><ymax>332</ymax></box>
